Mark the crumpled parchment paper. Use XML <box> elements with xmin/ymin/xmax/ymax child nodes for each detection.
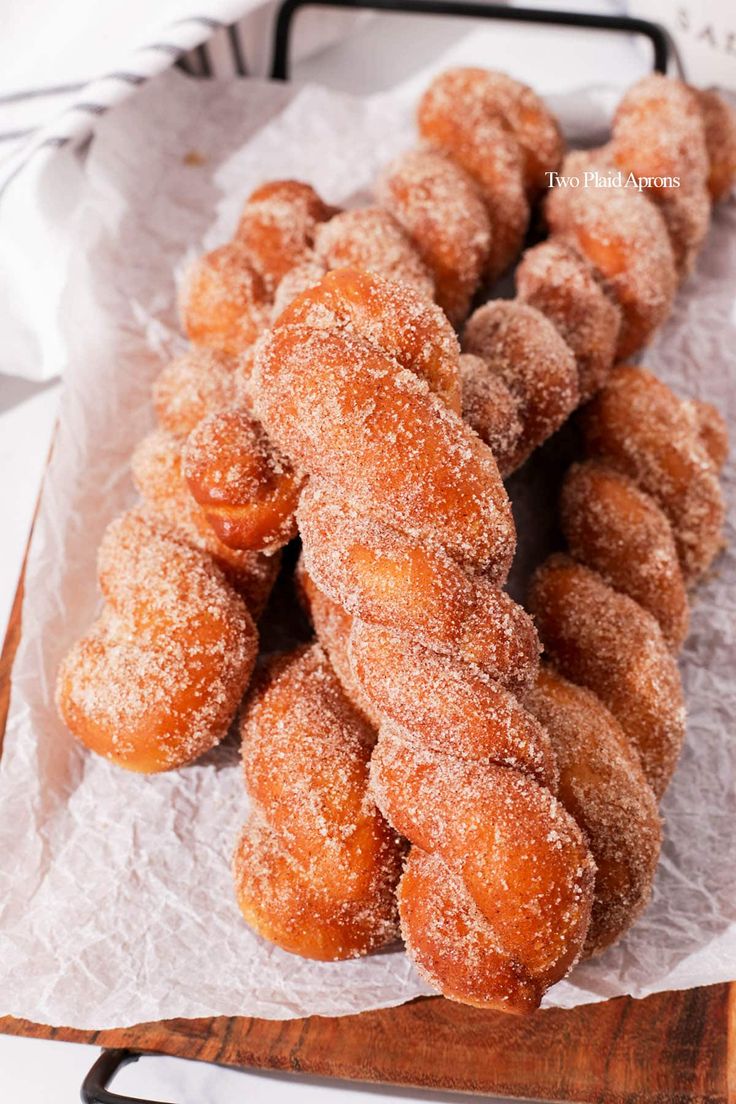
<box><xmin>0</xmin><ymin>59</ymin><xmax>734</xmax><ymax>1029</ymax></box>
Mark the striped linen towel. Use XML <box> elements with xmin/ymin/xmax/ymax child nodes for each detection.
<box><xmin>0</xmin><ymin>0</ymin><xmax>363</xmax><ymax>380</ymax></box>
<box><xmin>0</xmin><ymin>0</ymin><xmax>363</xmax><ymax>191</ymax></box>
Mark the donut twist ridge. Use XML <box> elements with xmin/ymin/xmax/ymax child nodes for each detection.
<box><xmin>530</xmin><ymin>364</ymin><xmax>728</xmax><ymax>801</ymax></box>
<box><xmin>252</xmin><ymin>267</ymin><xmax>596</xmax><ymax>1013</ymax></box>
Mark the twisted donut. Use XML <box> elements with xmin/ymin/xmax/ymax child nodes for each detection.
<box><xmin>177</xmin><ymin>68</ymin><xmax>566</xmax><ymax>551</ymax></box>
<box><xmin>460</xmin><ymin>75</ymin><xmax>736</xmax><ymax>467</ymax></box>
<box><xmin>523</xmin><ymin>667</ymin><xmax>661</xmax><ymax>956</ymax></box>
<box><xmin>529</xmin><ymin>364</ymin><xmax>727</xmax><ymax>800</ymax></box>
<box><xmin>235</xmin><ymin>643</ymin><xmax>404</xmax><ymax>960</ymax></box>
<box><xmin>414</xmin><ymin>67</ymin><xmax>563</xmax><ymax>279</ymax></box>
<box><xmin>56</xmin><ymin>510</ymin><xmax>258</xmax><ymax>772</ymax></box>
<box><xmin>314</xmin><ymin>206</ymin><xmax>435</xmax><ymax>303</ymax></box>
<box><xmin>248</xmin><ymin>268</ymin><xmax>596</xmax><ymax>1011</ymax></box>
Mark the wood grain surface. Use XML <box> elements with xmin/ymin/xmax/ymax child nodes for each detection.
<box><xmin>1</xmin><ymin>566</ymin><xmax>733</xmax><ymax>1103</ymax></box>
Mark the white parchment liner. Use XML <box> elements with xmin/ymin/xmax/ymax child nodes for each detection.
<box><xmin>0</xmin><ymin>62</ymin><xmax>734</xmax><ymax>1028</ymax></box>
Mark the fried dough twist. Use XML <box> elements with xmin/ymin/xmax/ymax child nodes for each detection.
<box><xmin>530</xmin><ymin>365</ymin><xmax>727</xmax><ymax>801</ymax></box>
<box><xmin>247</xmin><ymin>267</ymin><xmax>596</xmax><ymax>1012</ymax></box>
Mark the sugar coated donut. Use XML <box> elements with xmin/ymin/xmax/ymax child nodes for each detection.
<box><xmin>462</xmin><ymin>299</ymin><xmax>578</xmax><ymax>469</ymax></box>
<box><xmin>181</xmin><ymin>242</ymin><xmax>270</xmax><ymax>357</ymax></box>
<box><xmin>376</xmin><ymin>148</ymin><xmax>491</xmax><ymax>323</ymax></box>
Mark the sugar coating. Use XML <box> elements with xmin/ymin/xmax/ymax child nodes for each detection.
<box><xmin>696</xmin><ymin>88</ymin><xmax>736</xmax><ymax>202</ymax></box>
<box><xmin>524</xmin><ymin>667</ymin><xmax>661</xmax><ymax>956</ymax></box>
<box><xmin>248</xmin><ymin>264</ymin><xmax>598</xmax><ymax>1011</ymax></box>
<box><xmin>234</xmin><ymin>179</ymin><xmax>336</xmax><ymax>294</ymax></box>
<box><xmin>546</xmin><ymin>148</ymin><xmax>677</xmax><ymax>360</ymax></box>
<box><xmin>56</xmin><ymin>509</ymin><xmax>257</xmax><ymax>772</ymax></box>
<box><xmin>153</xmin><ymin>346</ymin><xmax>254</xmax><ymax>433</ymax></box>
<box><xmin>181</xmin><ymin>242</ymin><xmax>270</xmax><ymax>357</ymax></box>
<box><xmin>315</xmin><ymin>206</ymin><xmax>435</xmax><ymax>303</ymax></box>
<box><xmin>459</xmin><ymin>353</ymin><xmax>522</xmax><ymax>476</ymax></box>
<box><xmin>463</xmin><ymin>299</ymin><xmax>579</xmax><ymax>469</ymax></box>
<box><xmin>418</xmin><ymin>67</ymin><xmax>541</xmax><ymax>279</ymax></box>
<box><xmin>296</xmin><ymin>559</ymin><xmax>381</xmax><ymax>728</ymax></box>
<box><xmin>376</xmin><ymin>147</ymin><xmax>491</xmax><ymax>324</ymax></box>
<box><xmin>582</xmin><ymin>365</ymin><xmax>726</xmax><ymax>583</ymax></box>
<box><xmin>529</xmin><ymin>554</ymin><xmax>685</xmax><ymax>800</ymax></box>
<box><xmin>515</xmin><ymin>239</ymin><xmax>621</xmax><ymax>402</ymax></box>
<box><xmin>132</xmin><ymin>428</ymin><xmax>280</xmax><ymax>617</ymax></box>
<box><xmin>183</xmin><ymin>407</ymin><xmax>302</xmax><ymax>554</ymax></box>
<box><xmin>234</xmin><ymin>643</ymin><xmax>403</xmax><ymax>960</ymax></box>
<box><xmin>560</xmin><ymin>460</ymin><xmax>689</xmax><ymax>651</ymax></box>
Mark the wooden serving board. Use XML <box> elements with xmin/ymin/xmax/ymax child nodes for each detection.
<box><xmin>1</xmin><ymin>568</ymin><xmax>734</xmax><ymax>1103</ymax></box>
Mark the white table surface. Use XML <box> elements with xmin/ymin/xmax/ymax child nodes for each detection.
<box><xmin>0</xmin><ymin>3</ymin><xmax>650</xmax><ymax>1099</ymax></box>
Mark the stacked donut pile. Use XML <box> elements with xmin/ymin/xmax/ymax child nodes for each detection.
<box><xmin>56</xmin><ymin>67</ymin><xmax>734</xmax><ymax>1013</ymax></box>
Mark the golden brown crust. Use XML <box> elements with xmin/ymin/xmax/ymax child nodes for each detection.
<box><xmin>545</xmin><ymin>150</ymin><xmax>677</xmax><ymax>359</ymax></box>
<box><xmin>296</xmin><ymin>483</ymin><xmax>534</xmax><ymax>681</ymax></box>
<box><xmin>417</xmin><ymin>69</ymin><xmax>530</xmax><ymax>280</ymax></box>
<box><xmin>398</xmin><ymin>851</ymin><xmax>547</xmax><ymax>1014</ymax></box>
<box><xmin>350</xmin><ymin>619</ymin><xmax>556</xmax><ymax>788</ymax></box>
<box><xmin>529</xmin><ymin>555</ymin><xmax>685</xmax><ymax>800</ymax></box>
<box><xmin>181</xmin><ymin>242</ymin><xmax>270</xmax><ymax>357</ymax></box>
<box><xmin>696</xmin><ymin>88</ymin><xmax>736</xmax><ymax>203</ymax></box>
<box><xmin>153</xmin><ymin>346</ymin><xmax>252</xmax><ymax>434</ymax></box>
<box><xmin>296</xmin><ymin>560</ymin><xmax>380</xmax><ymax>728</ymax></box>
<box><xmin>459</xmin><ymin>353</ymin><xmax>522</xmax><ymax>476</ymax></box>
<box><xmin>560</xmin><ymin>460</ymin><xmax>689</xmax><ymax>651</ymax></box>
<box><xmin>612</xmin><ymin>75</ymin><xmax>708</xmax><ymax>188</ymax></box>
<box><xmin>609</xmin><ymin>78</ymin><xmax>711</xmax><ymax>280</ymax></box>
<box><xmin>582</xmin><ymin>365</ymin><xmax>725</xmax><ymax>583</ymax></box>
<box><xmin>515</xmin><ymin>240</ymin><xmax>621</xmax><ymax>402</ymax></box>
<box><xmin>183</xmin><ymin>408</ymin><xmax>302</xmax><ymax>553</ymax></box>
<box><xmin>131</xmin><ymin>428</ymin><xmax>281</xmax><ymax>617</ymax></box>
<box><xmin>314</xmin><ymin>206</ymin><xmax>435</xmax><ymax>303</ymax></box>
<box><xmin>56</xmin><ymin>510</ymin><xmax>257</xmax><ymax>772</ymax></box>
<box><xmin>250</xmin><ymin>268</ymin><xmax>595</xmax><ymax>1010</ymax></box>
<box><xmin>234</xmin><ymin>179</ymin><xmax>337</xmax><ymax>294</ymax></box>
<box><xmin>371</xmin><ymin>729</ymin><xmax>594</xmax><ymax>995</ymax></box>
<box><xmin>256</xmin><ymin>276</ymin><xmax>511</xmax><ymax>576</ymax></box>
<box><xmin>273</xmin><ymin>266</ymin><xmax>462</xmax><ymax>413</ymax></box>
<box><xmin>235</xmin><ymin>644</ymin><xmax>403</xmax><ymax>960</ymax></box>
<box><xmin>376</xmin><ymin>148</ymin><xmax>491</xmax><ymax>324</ymax></box>
<box><xmin>462</xmin><ymin>300</ymin><xmax>579</xmax><ymax>468</ymax></box>
<box><xmin>524</xmin><ymin>667</ymin><xmax>661</xmax><ymax>956</ymax></box>
<box><xmin>685</xmin><ymin>397</ymin><xmax>729</xmax><ymax>472</ymax></box>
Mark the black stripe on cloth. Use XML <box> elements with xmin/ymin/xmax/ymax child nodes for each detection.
<box><xmin>0</xmin><ymin>81</ymin><xmax>86</xmax><ymax>106</ymax></box>
<box><xmin>174</xmin><ymin>15</ymin><xmax>226</xmax><ymax>29</ymax></box>
<box><xmin>0</xmin><ymin>129</ymin><xmax>33</xmax><ymax>142</ymax></box>
<box><xmin>103</xmin><ymin>72</ymin><xmax>147</xmax><ymax>86</ymax></box>
<box><xmin>71</xmin><ymin>102</ymin><xmax>109</xmax><ymax>115</ymax></box>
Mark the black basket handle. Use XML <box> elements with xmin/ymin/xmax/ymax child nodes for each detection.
<box><xmin>271</xmin><ymin>0</ymin><xmax>670</xmax><ymax>81</ymax></box>
<box><xmin>81</xmin><ymin>1049</ymin><xmax>175</xmax><ymax>1104</ymax></box>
